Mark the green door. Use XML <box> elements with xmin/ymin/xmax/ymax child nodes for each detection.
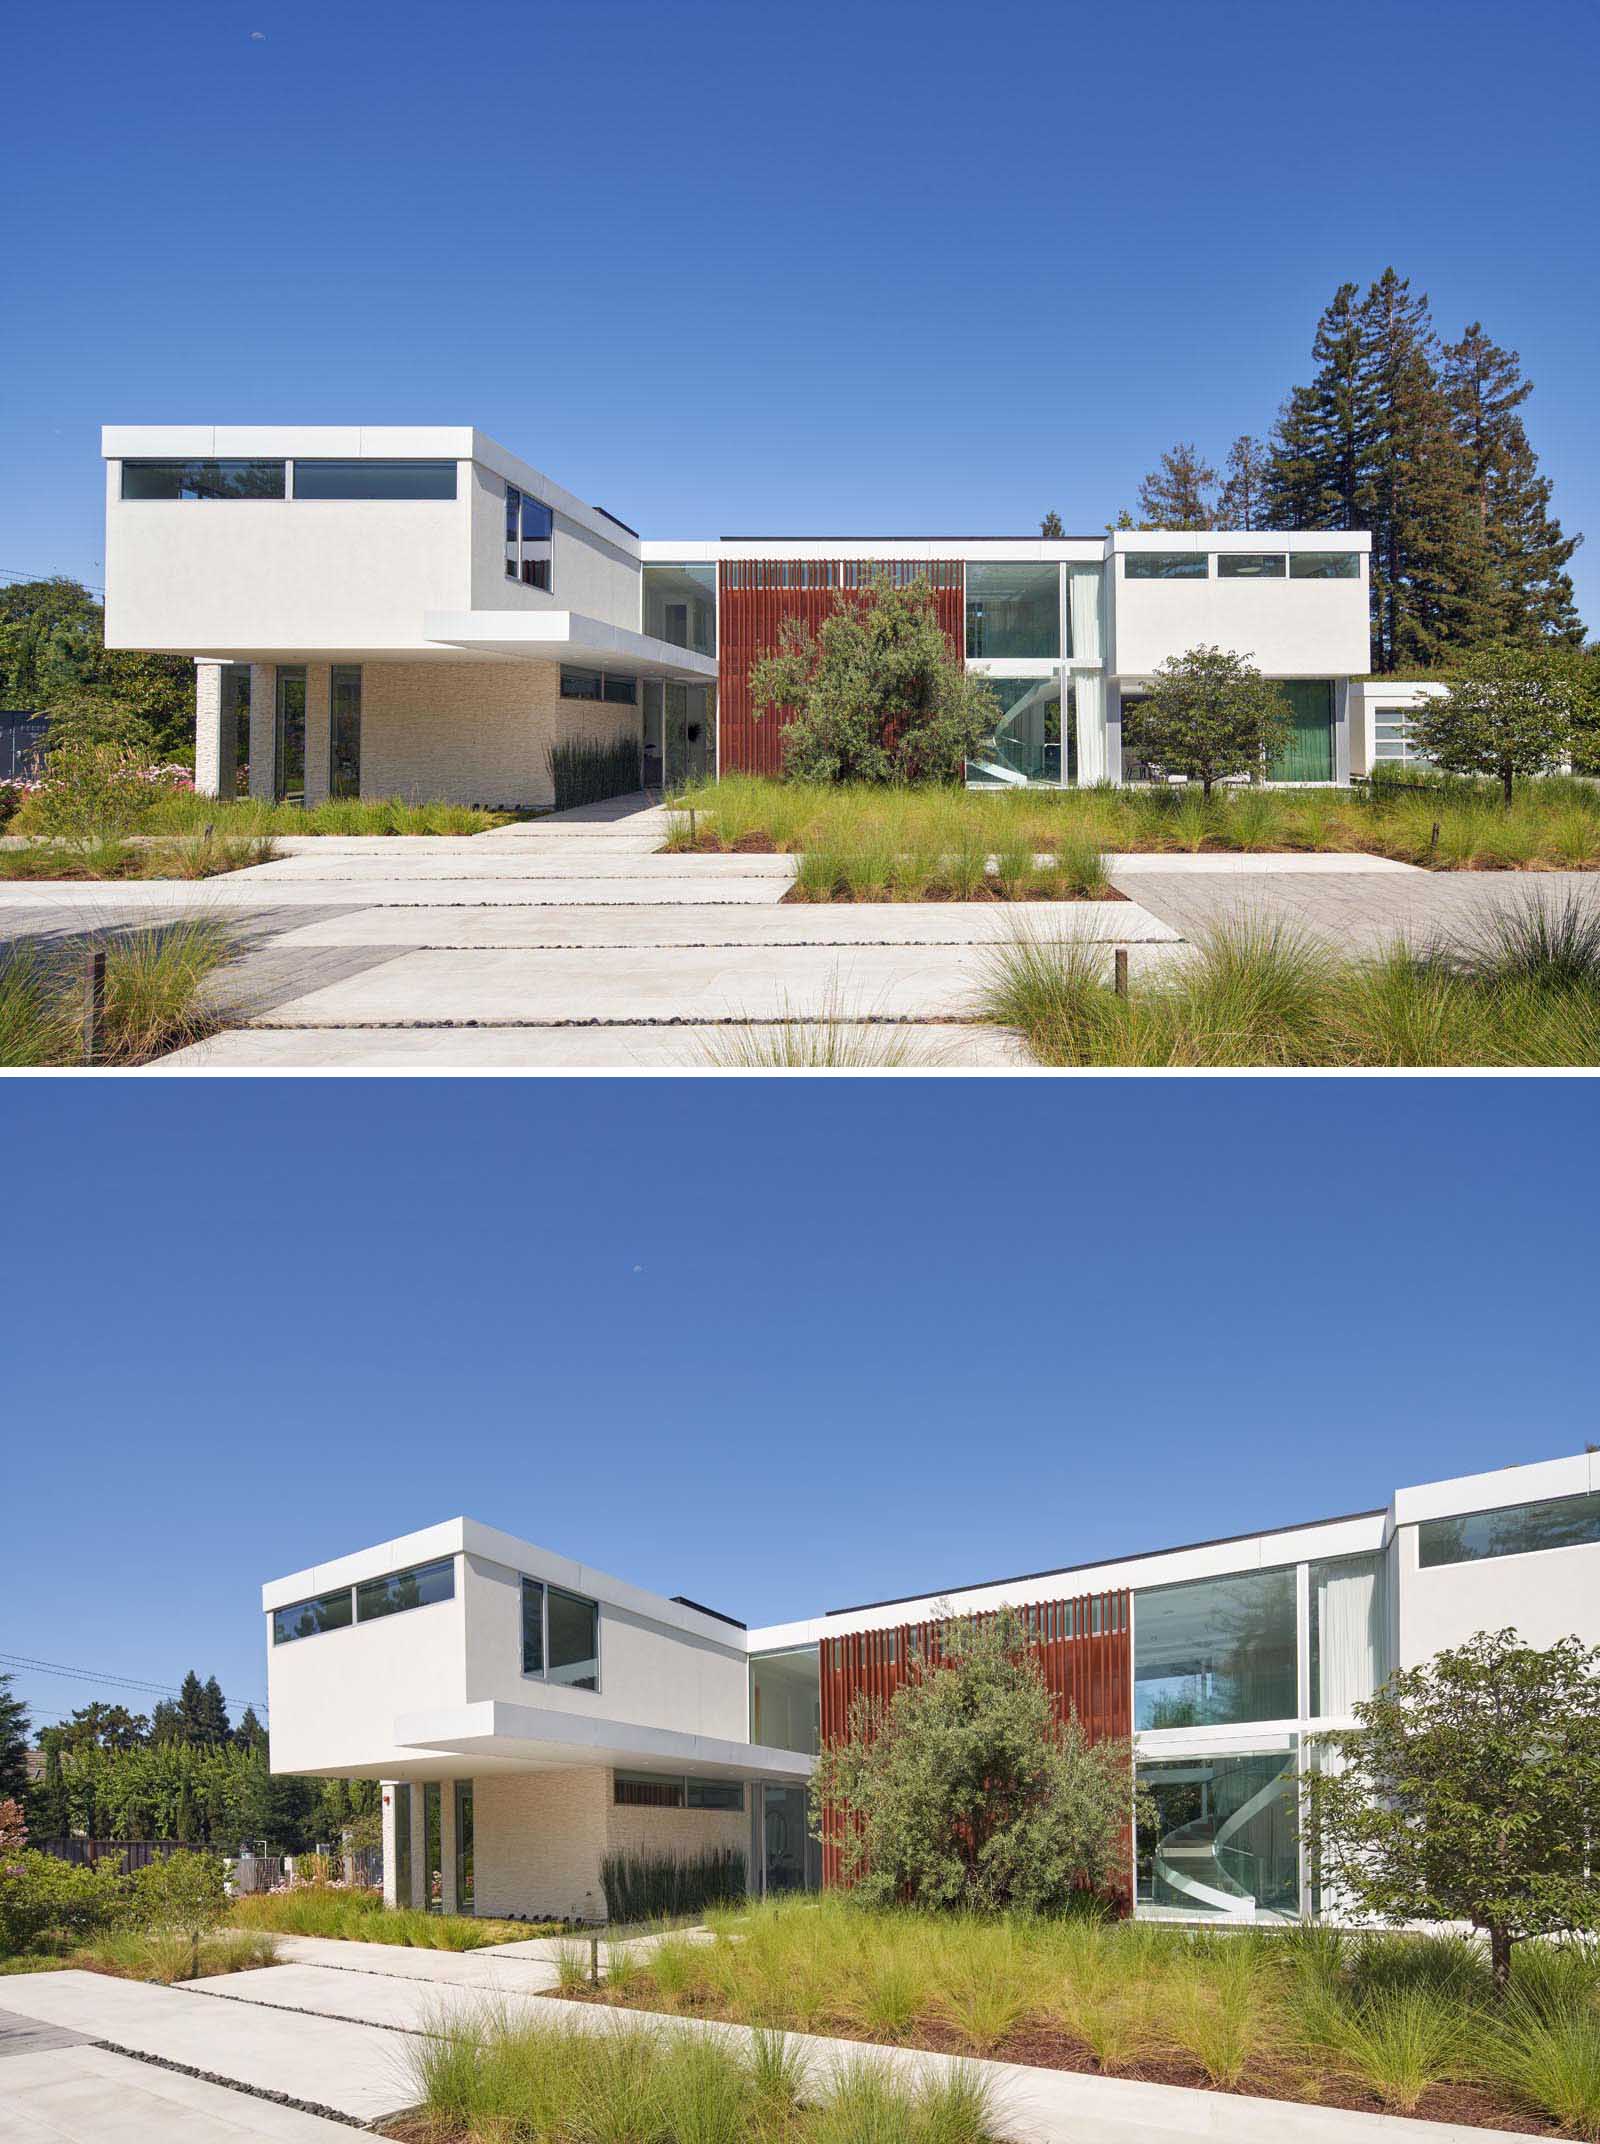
<box><xmin>1270</xmin><ymin>680</ymin><xmax>1334</xmax><ymax>783</ymax></box>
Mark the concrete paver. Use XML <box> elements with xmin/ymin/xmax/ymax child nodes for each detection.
<box><xmin>152</xmin><ymin>1022</ymin><xmax>1031</xmax><ymax>1069</ymax></box>
<box><xmin>1</xmin><ymin>2040</ymin><xmax>365</xmax><ymax>2144</ymax></box>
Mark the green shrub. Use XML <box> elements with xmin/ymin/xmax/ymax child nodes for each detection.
<box><xmin>598</xmin><ymin>1846</ymin><xmax>747</xmax><ymax>1925</ymax></box>
<box><xmin>0</xmin><ymin>1852</ymin><xmax>130</xmax><ymax>1956</ymax></box>
<box><xmin>548</xmin><ymin>733</ymin><xmax>642</xmax><ymax>811</ymax></box>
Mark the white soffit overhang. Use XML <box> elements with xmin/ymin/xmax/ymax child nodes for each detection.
<box><xmin>423</xmin><ymin>611</ymin><xmax>718</xmax><ymax>681</ymax></box>
<box><xmin>394</xmin><ymin>1701</ymin><xmax>812</xmax><ymax>1783</ymax></box>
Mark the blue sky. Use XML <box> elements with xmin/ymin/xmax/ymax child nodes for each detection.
<box><xmin>5</xmin><ymin>1078</ymin><xmax>1596</xmax><ymax>1735</ymax></box>
<box><xmin>3</xmin><ymin>0</ymin><xmax>1597</xmax><ymax>627</ymax></box>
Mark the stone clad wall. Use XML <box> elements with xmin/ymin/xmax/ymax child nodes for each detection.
<box><xmin>360</xmin><ymin>661</ymin><xmax>640</xmax><ymax>812</ymax></box>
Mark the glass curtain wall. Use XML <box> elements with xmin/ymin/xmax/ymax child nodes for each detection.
<box><xmin>966</xmin><ymin>675</ymin><xmax>1062</xmax><ymax>787</ymax></box>
<box><xmin>644</xmin><ymin>564</ymin><xmax>717</xmax><ymax>655</ymax></box>
<box><xmin>1137</xmin><ymin>1749</ymin><xmax>1300</xmax><ymax>1919</ymax></box>
<box><xmin>1309</xmin><ymin>1554</ymin><xmax>1391</xmax><ymax>1714</ymax></box>
<box><xmin>1134</xmin><ymin>1569</ymin><xmax>1298</xmax><ymax>1729</ymax></box>
<box><xmin>664</xmin><ymin>684</ymin><xmax>714</xmax><ymax>789</ymax></box>
<box><xmin>750</xmin><ymin>1646</ymin><xmax>820</xmax><ymax>1755</ymax></box>
<box><xmin>965</xmin><ymin>563</ymin><xmax>1059</xmax><ymax>658</ymax></box>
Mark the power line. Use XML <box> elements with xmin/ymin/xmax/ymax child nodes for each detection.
<box><xmin>0</xmin><ymin>1650</ymin><xmax>266</xmax><ymax>1718</ymax></box>
<box><xmin>0</xmin><ymin>568</ymin><xmax>104</xmax><ymax>595</ymax></box>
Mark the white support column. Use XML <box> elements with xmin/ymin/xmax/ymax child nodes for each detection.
<box><xmin>303</xmin><ymin>664</ymin><xmax>332</xmax><ymax>808</ymax></box>
<box><xmin>248</xmin><ymin>664</ymin><xmax>276</xmax><ymax>801</ymax></box>
<box><xmin>381</xmin><ymin>1781</ymin><xmax>401</xmax><ymax>1907</ymax></box>
<box><xmin>194</xmin><ymin>664</ymin><xmax>225</xmax><ymax>797</ymax></box>
<box><xmin>439</xmin><ymin>1780</ymin><xmax>458</xmax><ymax>1915</ymax></box>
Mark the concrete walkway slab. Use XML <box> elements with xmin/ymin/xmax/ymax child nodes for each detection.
<box><xmin>1108</xmin><ymin>851</ymin><xmax>1420</xmax><ymax>874</ymax></box>
<box><xmin>0</xmin><ymin>1970</ymin><xmax>411</xmax><ymax>2123</ymax></box>
<box><xmin>152</xmin><ymin>1022</ymin><xmax>1031</xmax><ymax>1069</ymax></box>
<box><xmin>1</xmin><ymin>2040</ymin><xmax>366</xmax><ymax>2143</ymax></box>
<box><xmin>269</xmin><ymin>1932</ymin><xmax>560</xmax><ymax>1992</ymax></box>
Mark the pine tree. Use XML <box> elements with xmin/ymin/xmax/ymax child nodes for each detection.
<box><xmin>1442</xmin><ymin>323</ymin><xmax>1584</xmax><ymax>646</ymax></box>
<box><xmin>1359</xmin><ymin>269</ymin><xmax>1493</xmax><ymax>669</ymax></box>
<box><xmin>235</xmin><ymin>1705</ymin><xmax>268</xmax><ymax>1754</ymax></box>
<box><xmin>149</xmin><ymin>1699</ymin><xmax>183</xmax><ymax>1745</ymax></box>
<box><xmin>200</xmin><ymin>1677</ymin><xmax>231</xmax><ymax>1748</ymax></box>
<box><xmin>1039</xmin><ymin>510</ymin><xmax>1065</xmax><ymax>538</ymax></box>
<box><xmin>0</xmin><ymin>1673</ymin><xmax>31</xmax><ymax>1804</ymax></box>
<box><xmin>1135</xmin><ymin>443</ymin><xmax>1217</xmax><ymax>529</ymax></box>
<box><xmin>176</xmin><ymin>1671</ymin><xmax>209</xmax><ymax>1747</ymax></box>
<box><xmin>1216</xmin><ymin>436</ymin><xmax>1273</xmax><ymax>530</ymax></box>
<box><xmin>1267</xmin><ymin>281</ymin><xmax>1366</xmax><ymax>532</ymax></box>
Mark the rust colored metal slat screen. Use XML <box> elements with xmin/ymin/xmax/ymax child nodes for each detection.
<box><xmin>717</xmin><ymin>561</ymin><xmax>966</xmax><ymax>777</ymax></box>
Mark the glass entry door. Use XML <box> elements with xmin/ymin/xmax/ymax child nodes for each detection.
<box><xmin>643</xmin><ymin>681</ymin><xmax>664</xmax><ymax>789</ymax></box>
<box><xmin>275</xmin><ymin>666</ymin><xmax>307</xmax><ymax>805</ymax></box>
<box><xmin>760</xmin><ymin>1784</ymin><xmax>818</xmax><ymax>1894</ymax></box>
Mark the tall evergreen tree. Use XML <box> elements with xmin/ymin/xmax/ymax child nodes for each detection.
<box><xmin>1442</xmin><ymin>323</ymin><xmax>1584</xmax><ymax>646</ymax></box>
<box><xmin>1216</xmin><ymin>436</ymin><xmax>1273</xmax><ymax>530</ymax></box>
<box><xmin>1267</xmin><ymin>281</ymin><xmax>1366</xmax><ymax>532</ymax></box>
<box><xmin>0</xmin><ymin>1673</ymin><xmax>31</xmax><ymax>1804</ymax></box>
<box><xmin>200</xmin><ymin>1677</ymin><xmax>232</xmax><ymax>1748</ymax></box>
<box><xmin>149</xmin><ymin>1698</ymin><xmax>183</xmax><ymax>1745</ymax></box>
<box><xmin>1038</xmin><ymin>510</ymin><xmax>1065</xmax><ymax>538</ymax></box>
<box><xmin>1135</xmin><ymin>442</ymin><xmax>1217</xmax><ymax>529</ymax></box>
<box><xmin>235</xmin><ymin>1705</ymin><xmax>268</xmax><ymax>1754</ymax></box>
<box><xmin>176</xmin><ymin>1671</ymin><xmax>209</xmax><ymax>1746</ymax></box>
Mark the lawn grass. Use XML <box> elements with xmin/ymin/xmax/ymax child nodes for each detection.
<box><xmin>0</xmin><ymin>918</ymin><xmax>238</xmax><ymax>1067</ymax></box>
<box><xmin>666</xmin><ymin>772</ymin><xmax>1600</xmax><ymax>898</ymax></box>
<box><xmin>231</xmin><ymin>1885</ymin><xmax>558</xmax><ymax>1949</ymax></box>
<box><xmin>559</xmin><ymin>1898</ymin><xmax>1600</xmax><ymax>2137</ymax></box>
<box><xmin>8</xmin><ymin>792</ymin><xmax>517</xmax><ymax>838</ymax></box>
<box><xmin>400</xmin><ymin>2004</ymin><xmax>1000</xmax><ymax>2144</ymax></box>
<box><xmin>981</xmin><ymin>891</ymin><xmax>1600</xmax><ymax>1067</ymax></box>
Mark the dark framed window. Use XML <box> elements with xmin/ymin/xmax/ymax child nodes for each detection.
<box><xmin>548</xmin><ymin>1587</ymin><xmax>600</xmax><ymax>1689</ymax></box>
<box><xmin>521</xmin><ymin>1578</ymin><xmax>545</xmax><ymax>1675</ymax></box>
<box><xmin>292</xmin><ymin>459</ymin><xmax>456</xmax><ymax>500</ymax></box>
<box><xmin>330</xmin><ymin>665</ymin><xmax>361</xmax><ymax>800</ymax></box>
<box><xmin>221</xmin><ymin>666</ymin><xmax>251</xmax><ymax>797</ymax></box>
<box><xmin>272</xmin><ymin>1587</ymin><xmax>353</xmax><ymax>1644</ymax></box>
<box><xmin>1124</xmin><ymin>553</ymin><xmax>1208</xmax><ymax>579</ymax></box>
<box><xmin>505</xmin><ymin>484</ymin><xmax>553</xmax><ymax>589</ymax></box>
<box><xmin>1217</xmin><ymin>554</ymin><xmax>1286</xmax><ymax>578</ymax></box>
<box><xmin>602</xmin><ymin>675</ymin><xmax>637</xmax><ymax>705</ymax></box>
<box><xmin>274</xmin><ymin>667</ymin><xmax>307</xmax><ymax>807</ymax></box>
<box><xmin>1419</xmin><ymin>1489</ymin><xmax>1600</xmax><ymax>1569</ymax></box>
<box><xmin>356</xmin><ymin>1557</ymin><xmax>454</xmax><ymax>1622</ymax></box>
<box><xmin>122</xmin><ymin>459</ymin><xmax>285</xmax><ymax>500</ymax></box>
<box><xmin>1290</xmin><ymin>552</ymin><xmax>1362</xmax><ymax>579</ymax></box>
<box><xmin>560</xmin><ymin>668</ymin><xmax>604</xmax><ymax>701</ymax></box>
<box><xmin>614</xmin><ymin>1771</ymin><xmax>744</xmax><ymax>1812</ymax></box>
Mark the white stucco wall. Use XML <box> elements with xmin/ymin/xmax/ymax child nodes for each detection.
<box><xmin>1107</xmin><ymin>543</ymin><xmax>1371</xmax><ymax>681</ymax></box>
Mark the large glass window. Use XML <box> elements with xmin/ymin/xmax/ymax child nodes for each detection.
<box><xmin>1373</xmin><ymin>706</ymin><xmax>1431</xmax><ymax>765</ymax></box>
<box><xmin>392</xmin><ymin>1786</ymin><xmax>411</xmax><ymax>1905</ymax></box>
<box><xmin>1310</xmin><ymin>1554</ymin><xmax>1390</xmax><ymax>1715</ymax></box>
<box><xmin>1137</xmin><ymin>1749</ymin><xmax>1299</xmax><ymax>1919</ymax></box>
<box><xmin>272</xmin><ymin>1587</ymin><xmax>353</xmax><ymax>1644</ymax></box>
<box><xmin>221</xmin><ymin>667</ymin><xmax>251</xmax><ymax>797</ymax></box>
<box><xmin>750</xmin><ymin>1646</ymin><xmax>820</xmax><ymax>1755</ymax></box>
<box><xmin>121</xmin><ymin>459</ymin><xmax>285</xmax><ymax>500</ymax></box>
<box><xmin>1270</xmin><ymin>679</ymin><xmax>1334</xmax><ymax>783</ymax></box>
<box><xmin>330</xmin><ymin>665</ymin><xmax>362</xmax><ymax>800</ymax></box>
<box><xmin>1217</xmin><ymin>554</ymin><xmax>1286</xmax><ymax>578</ymax></box>
<box><xmin>521</xmin><ymin>1577</ymin><xmax>600</xmax><ymax>1689</ymax></box>
<box><xmin>505</xmin><ymin>484</ymin><xmax>553</xmax><ymax>589</ymax></box>
<box><xmin>357</xmin><ymin>1557</ymin><xmax>454</xmax><ymax>1623</ymax></box>
<box><xmin>424</xmin><ymin>1783</ymin><xmax>442</xmax><ymax>1911</ymax></box>
<box><xmin>1125</xmin><ymin>553</ymin><xmax>1207</xmax><ymax>579</ymax></box>
<box><xmin>293</xmin><ymin>459</ymin><xmax>456</xmax><ymax>500</ymax></box>
<box><xmin>274</xmin><ymin>667</ymin><xmax>306</xmax><ymax>806</ymax></box>
<box><xmin>614</xmin><ymin>1772</ymin><xmax>745</xmax><ymax>1811</ymax></box>
<box><xmin>1419</xmin><ymin>1488</ymin><xmax>1600</xmax><ymax>1569</ymax></box>
<box><xmin>966</xmin><ymin>674</ymin><xmax>1062</xmax><ymax>788</ymax></box>
<box><xmin>454</xmin><ymin>1782</ymin><xmax>474</xmax><ymax>1914</ymax></box>
<box><xmin>965</xmin><ymin>562</ymin><xmax>1060</xmax><ymax>658</ymax></box>
<box><xmin>1134</xmin><ymin>1568</ymin><xmax>1297</xmax><ymax>1729</ymax></box>
<box><xmin>1290</xmin><ymin>552</ymin><xmax>1361</xmax><ymax>579</ymax></box>
<box><xmin>644</xmin><ymin>563</ymin><xmax>717</xmax><ymax>655</ymax></box>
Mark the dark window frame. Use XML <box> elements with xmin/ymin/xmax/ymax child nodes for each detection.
<box><xmin>521</xmin><ymin>1575</ymin><xmax>601</xmax><ymax>1692</ymax></box>
<box><xmin>505</xmin><ymin>482</ymin><xmax>554</xmax><ymax>590</ymax></box>
<box><xmin>290</xmin><ymin>459</ymin><xmax>457</xmax><ymax>501</ymax></box>
<box><xmin>1289</xmin><ymin>552</ymin><xmax>1363</xmax><ymax>580</ymax></box>
<box><xmin>1216</xmin><ymin>554</ymin><xmax>1287</xmax><ymax>578</ymax></box>
<box><xmin>355</xmin><ymin>1556</ymin><xmax>455</xmax><ymax>1623</ymax></box>
<box><xmin>121</xmin><ymin>459</ymin><xmax>286</xmax><ymax>501</ymax></box>
<box><xmin>1418</xmin><ymin>1488</ymin><xmax>1600</xmax><ymax>1569</ymax></box>
<box><xmin>272</xmin><ymin>1587</ymin><xmax>354</xmax><ymax>1644</ymax></box>
<box><xmin>1124</xmin><ymin>553</ymin><xmax>1209</xmax><ymax>580</ymax></box>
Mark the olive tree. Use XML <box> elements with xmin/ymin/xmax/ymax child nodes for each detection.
<box><xmin>1302</xmin><ymin>1629</ymin><xmax>1600</xmax><ymax>1995</ymax></box>
<box><xmin>1122</xmin><ymin>645</ymin><xmax>1292</xmax><ymax>797</ymax></box>
<box><xmin>750</xmin><ymin>575</ymin><xmax>998</xmax><ymax>785</ymax></box>
<box><xmin>810</xmin><ymin>1607</ymin><xmax>1145</xmax><ymax>1913</ymax></box>
<box><xmin>1413</xmin><ymin>646</ymin><xmax>1587</xmax><ymax>803</ymax></box>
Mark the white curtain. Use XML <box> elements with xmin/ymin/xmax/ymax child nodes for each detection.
<box><xmin>1072</xmin><ymin>670</ymin><xmax>1107</xmax><ymax>785</ymax></box>
<box><xmin>1313</xmin><ymin>1555</ymin><xmax>1390</xmax><ymax>1715</ymax></box>
<box><xmin>1068</xmin><ymin>564</ymin><xmax>1103</xmax><ymax>665</ymax></box>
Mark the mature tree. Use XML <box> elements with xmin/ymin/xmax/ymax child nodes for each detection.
<box><xmin>1268</xmin><ymin>280</ymin><xmax>1366</xmax><ymax>533</ymax></box>
<box><xmin>1039</xmin><ymin>510</ymin><xmax>1065</xmax><ymax>538</ymax></box>
<box><xmin>0</xmin><ymin>1675</ymin><xmax>31</xmax><ymax>1805</ymax></box>
<box><xmin>811</xmin><ymin>1608</ymin><xmax>1144</xmax><ymax>1913</ymax></box>
<box><xmin>199</xmin><ymin>1678</ymin><xmax>231</xmax><ymax>1748</ymax></box>
<box><xmin>149</xmin><ymin>1699</ymin><xmax>183</xmax><ymax>1746</ymax></box>
<box><xmin>1442</xmin><ymin>323</ymin><xmax>1584</xmax><ymax>647</ymax></box>
<box><xmin>1303</xmin><ymin>1630</ymin><xmax>1600</xmax><ymax>1995</ymax></box>
<box><xmin>750</xmin><ymin>575</ymin><xmax>998</xmax><ymax>786</ymax></box>
<box><xmin>1121</xmin><ymin>645</ymin><xmax>1292</xmax><ymax>797</ymax></box>
<box><xmin>0</xmin><ymin>579</ymin><xmax>192</xmax><ymax>761</ymax></box>
<box><xmin>1413</xmin><ymin>645</ymin><xmax>1587</xmax><ymax>802</ymax></box>
<box><xmin>234</xmin><ymin>1705</ymin><xmax>268</xmax><ymax>1755</ymax></box>
<box><xmin>48</xmin><ymin>1704</ymin><xmax>149</xmax><ymax>1754</ymax></box>
<box><xmin>1135</xmin><ymin>442</ymin><xmax>1217</xmax><ymax>530</ymax></box>
<box><xmin>1215</xmin><ymin>435</ymin><xmax>1274</xmax><ymax>531</ymax></box>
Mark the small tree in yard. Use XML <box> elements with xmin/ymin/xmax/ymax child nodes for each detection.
<box><xmin>1413</xmin><ymin>645</ymin><xmax>1588</xmax><ymax>803</ymax></box>
<box><xmin>1302</xmin><ymin>1628</ymin><xmax>1600</xmax><ymax>1997</ymax></box>
<box><xmin>810</xmin><ymin>1608</ymin><xmax>1145</xmax><ymax>1913</ymax></box>
<box><xmin>135</xmin><ymin>1849</ymin><xmax>228</xmax><ymax>1975</ymax></box>
<box><xmin>750</xmin><ymin>575</ymin><xmax>998</xmax><ymax>785</ymax></box>
<box><xmin>1123</xmin><ymin>645</ymin><xmax>1291</xmax><ymax>797</ymax></box>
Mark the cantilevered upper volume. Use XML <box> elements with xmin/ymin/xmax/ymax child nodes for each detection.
<box><xmin>100</xmin><ymin>423</ymin><xmax>1439</xmax><ymax>810</ymax></box>
<box><xmin>261</xmin><ymin>1450</ymin><xmax>1600</xmax><ymax>1923</ymax></box>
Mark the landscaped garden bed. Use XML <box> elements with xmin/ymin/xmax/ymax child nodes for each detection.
<box><xmin>1</xmin><ymin>919</ymin><xmax>239</xmax><ymax>1067</ymax></box>
<box><xmin>664</xmin><ymin>773</ymin><xmax>1600</xmax><ymax>889</ymax></box>
<box><xmin>232</xmin><ymin>1885</ymin><xmax>561</xmax><ymax>1950</ymax></box>
<box><xmin>0</xmin><ymin>831</ymin><xmax>280</xmax><ymax>880</ymax></box>
<box><xmin>542</xmin><ymin>1899</ymin><xmax>1599</xmax><ymax>2137</ymax></box>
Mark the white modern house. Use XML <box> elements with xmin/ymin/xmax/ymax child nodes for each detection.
<box><xmin>101</xmin><ymin>425</ymin><xmax>1422</xmax><ymax>807</ymax></box>
<box><xmin>262</xmin><ymin>1450</ymin><xmax>1600</xmax><ymax>1924</ymax></box>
